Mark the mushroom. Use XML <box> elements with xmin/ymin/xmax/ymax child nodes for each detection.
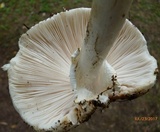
<box><xmin>2</xmin><ymin>0</ymin><xmax>158</xmax><ymax>131</ymax></box>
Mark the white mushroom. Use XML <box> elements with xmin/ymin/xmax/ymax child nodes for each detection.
<box><xmin>2</xmin><ymin>0</ymin><xmax>158</xmax><ymax>131</ymax></box>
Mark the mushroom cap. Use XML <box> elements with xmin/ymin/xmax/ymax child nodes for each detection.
<box><xmin>107</xmin><ymin>20</ymin><xmax>157</xmax><ymax>100</ymax></box>
<box><xmin>2</xmin><ymin>8</ymin><xmax>157</xmax><ymax>131</ymax></box>
<box><xmin>4</xmin><ymin>8</ymin><xmax>91</xmax><ymax>131</ymax></box>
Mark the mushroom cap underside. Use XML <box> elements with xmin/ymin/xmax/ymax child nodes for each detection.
<box><xmin>2</xmin><ymin>8</ymin><xmax>158</xmax><ymax>131</ymax></box>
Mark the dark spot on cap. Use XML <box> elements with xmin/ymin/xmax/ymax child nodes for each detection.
<box><xmin>75</xmin><ymin>108</ymin><xmax>78</xmax><ymax>112</ymax></box>
<box><xmin>154</xmin><ymin>68</ymin><xmax>159</xmax><ymax>75</ymax></box>
<box><xmin>86</xmin><ymin>24</ymin><xmax>90</xmax><ymax>37</ymax></box>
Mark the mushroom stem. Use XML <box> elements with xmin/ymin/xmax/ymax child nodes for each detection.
<box><xmin>84</xmin><ymin>0</ymin><xmax>133</xmax><ymax>57</ymax></box>
<box><xmin>71</xmin><ymin>0</ymin><xmax>133</xmax><ymax>101</ymax></box>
